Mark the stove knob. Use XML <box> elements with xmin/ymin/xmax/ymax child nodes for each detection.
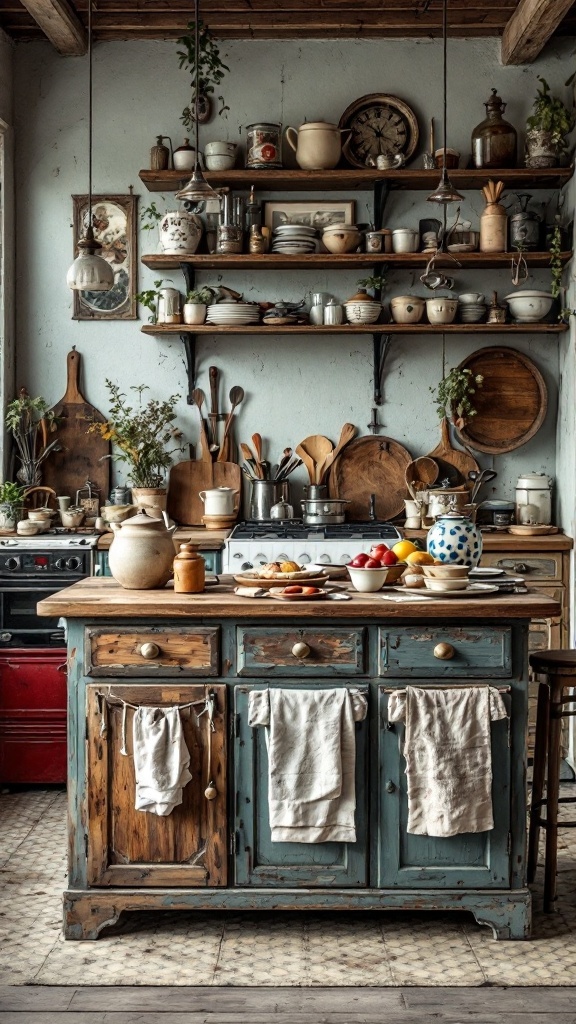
<box><xmin>54</xmin><ymin>558</ymin><xmax>66</xmax><ymax>570</ymax></box>
<box><xmin>255</xmin><ymin>552</ymin><xmax>267</xmax><ymax>565</ymax></box>
<box><xmin>0</xmin><ymin>632</ymin><xmax>12</xmax><ymax>643</ymax></box>
<box><xmin>232</xmin><ymin>552</ymin><xmax>244</xmax><ymax>559</ymax></box>
<box><xmin>317</xmin><ymin>553</ymin><xmax>331</xmax><ymax>564</ymax></box>
<box><xmin>4</xmin><ymin>557</ymin><xmax>20</xmax><ymax>570</ymax></box>
<box><xmin>240</xmin><ymin>562</ymin><xmax>253</xmax><ymax>571</ymax></box>
<box><xmin>277</xmin><ymin>553</ymin><xmax>290</xmax><ymax>563</ymax></box>
<box><xmin>298</xmin><ymin>553</ymin><xmax>311</xmax><ymax>563</ymax></box>
<box><xmin>66</xmin><ymin>556</ymin><xmax>82</xmax><ymax>571</ymax></box>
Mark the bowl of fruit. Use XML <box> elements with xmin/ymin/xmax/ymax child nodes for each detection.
<box><xmin>346</xmin><ymin>542</ymin><xmax>402</xmax><ymax>592</ymax></box>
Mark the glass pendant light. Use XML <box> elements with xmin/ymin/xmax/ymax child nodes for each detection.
<box><xmin>175</xmin><ymin>0</ymin><xmax>221</xmax><ymax>203</ymax></box>
<box><xmin>427</xmin><ymin>0</ymin><xmax>463</xmax><ymax>206</ymax></box>
<box><xmin>67</xmin><ymin>1</ymin><xmax>114</xmax><ymax>291</ymax></box>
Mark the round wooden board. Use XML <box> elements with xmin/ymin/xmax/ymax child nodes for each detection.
<box><xmin>456</xmin><ymin>347</ymin><xmax>547</xmax><ymax>454</ymax></box>
<box><xmin>328</xmin><ymin>435</ymin><xmax>412</xmax><ymax>521</ymax></box>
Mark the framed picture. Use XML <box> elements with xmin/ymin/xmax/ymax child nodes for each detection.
<box><xmin>72</xmin><ymin>193</ymin><xmax>138</xmax><ymax>320</ymax></box>
<box><xmin>263</xmin><ymin>200</ymin><xmax>355</xmax><ymax>232</ymax></box>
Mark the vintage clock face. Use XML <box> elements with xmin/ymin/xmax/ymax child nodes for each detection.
<box><xmin>339</xmin><ymin>93</ymin><xmax>419</xmax><ymax>168</ymax></box>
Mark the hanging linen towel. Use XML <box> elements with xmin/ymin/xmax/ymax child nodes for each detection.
<box><xmin>132</xmin><ymin>706</ymin><xmax>192</xmax><ymax>816</ymax></box>
<box><xmin>388</xmin><ymin>685</ymin><xmax>507</xmax><ymax>838</ymax></box>
<box><xmin>248</xmin><ymin>688</ymin><xmax>367</xmax><ymax>843</ymax></box>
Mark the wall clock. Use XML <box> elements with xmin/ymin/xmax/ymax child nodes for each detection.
<box><xmin>338</xmin><ymin>93</ymin><xmax>419</xmax><ymax>168</ymax></box>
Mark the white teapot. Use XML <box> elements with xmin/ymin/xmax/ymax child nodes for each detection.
<box><xmin>199</xmin><ymin>486</ymin><xmax>239</xmax><ymax>516</ymax></box>
<box><xmin>109</xmin><ymin>510</ymin><xmax>177</xmax><ymax>590</ymax></box>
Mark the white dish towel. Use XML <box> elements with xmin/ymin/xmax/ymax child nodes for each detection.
<box><xmin>132</xmin><ymin>706</ymin><xmax>192</xmax><ymax>816</ymax></box>
<box><xmin>388</xmin><ymin>685</ymin><xmax>508</xmax><ymax>838</ymax></box>
<box><xmin>248</xmin><ymin>688</ymin><xmax>367</xmax><ymax>843</ymax></box>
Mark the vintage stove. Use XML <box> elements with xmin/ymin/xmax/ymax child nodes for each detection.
<box><xmin>223</xmin><ymin>520</ymin><xmax>402</xmax><ymax>573</ymax></box>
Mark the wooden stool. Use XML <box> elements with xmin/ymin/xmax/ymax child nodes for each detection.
<box><xmin>528</xmin><ymin>650</ymin><xmax>576</xmax><ymax>911</ymax></box>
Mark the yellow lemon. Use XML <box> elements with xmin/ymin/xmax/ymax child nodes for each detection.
<box><xmin>391</xmin><ymin>539</ymin><xmax>418</xmax><ymax>561</ymax></box>
<box><xmin>405</xmin><ymin>550</ymin><xmax>435</xmax><ymax>566</ymax></box>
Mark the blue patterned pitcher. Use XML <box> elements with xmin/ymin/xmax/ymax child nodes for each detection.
<box><xmin>426</xmin><ymin>512</ymin><xmax>483</xmax><ymax>568</ymax></box>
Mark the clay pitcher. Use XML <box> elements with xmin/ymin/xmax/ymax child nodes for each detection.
<box><xmin>108</xmin><ymin>509</ymin><xmax>177</xmax><ymax>589</ymax></box>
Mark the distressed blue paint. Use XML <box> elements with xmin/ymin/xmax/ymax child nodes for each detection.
<box><xmin>378</xmin><ymin>626</ymin><xmax>512</xmax><ymax>677</ymax></box>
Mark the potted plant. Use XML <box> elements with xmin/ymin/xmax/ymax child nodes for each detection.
<box><xmin>0</xmin><ymin>481</ymin><xmax>26</xmax><ymax>530</ymax></box>
<box><xmin>183</xmin><ymin>286</ymin><xmax>215</xmax><ymax>325</ymax></box>
<box><xmin>89</xmin><ymin>381</ymin><xmax>185</xmax><ymax>516</ymax></box>
<box><xmin>431</xmin><ymin>367</ymin><xmax>484</xmax><ymax>430</ymax></box>
<box><xmin>177</xmin><ymin>20</ymin><xmax>230</xmax><ymax>125</ymax></box>
<box><xmin>134</xmin><ymin>278</ymin><xmax>171</xmax><ymax>324</ymax></box>
<box><xmin>525</xmin><ymin>77</ymin><xmax>575</xmax><ymax>168</ymax></box>
<box><xmin>5</xmin><ymin>391</ymin><xmax>60</xmax><ymax>486</ymax></box>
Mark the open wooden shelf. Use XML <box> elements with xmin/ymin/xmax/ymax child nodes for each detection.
<box><xmin>142</xmin><ymin>251</ymin><xmax>571</xmax><ymax>271</ymax></box>
<box><xmin>139</xmin><ymin>166</ymin><xmax>574</xmax><ymax>193</ymax></box>
<box><xmin>143</xmin><ymin>322</ymin><xmax>568</xmax><ymax>336</ymax></box>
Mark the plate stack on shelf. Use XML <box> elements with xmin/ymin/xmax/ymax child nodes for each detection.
<box><xmin>271</xmin><ymin>224</ymin><xmax>319</xmax><ymax>255</ymax></box>
<box><xmin>206</xmin><ymin>302</ymin><xmax>261</xmax><ymax>326</ymax></box>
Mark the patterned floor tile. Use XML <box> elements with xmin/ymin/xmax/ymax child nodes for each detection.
<box><xmin>214</xmin><ymin>913</ymin><xmax>307</xmax><ymax>985</ymax></box>
<box><xmin>382</xmin><ymin>913</ymin><xmax>486</xmax><ymax>986</ymax></box>
<box><xmin>305</xmin><ymin>913</ymin><xmax>394</xmax><ymax>985</ymax></box>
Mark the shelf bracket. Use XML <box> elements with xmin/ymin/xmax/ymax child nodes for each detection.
<box><xmin>180</xmin><ymin>333</ymin><xmax>197</xmax><ymax>405</ymax></box>
<box><xmin>373</xmin><ymin>332</ymin><xmax>392</xmax><ymax>406</ymax></box>
<box><xmin>374</xmin><ymin>179</ymin><xmax>391</xmax><ymax>230</ymax></box>
<box><xmin>179</xmin><ymin>261</ymin><xmax>195</xmax><ymax>295</ymax></box>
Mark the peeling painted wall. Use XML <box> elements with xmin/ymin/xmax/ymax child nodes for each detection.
<box><xmin>0</xmin><ymin>27</ymin><xmax>15</xmax><ymax>474</ymax></box>
<box><xmin>11</xmin><ymin>35</ymin><xmax>576</xmax><ymax>511</ymax></box>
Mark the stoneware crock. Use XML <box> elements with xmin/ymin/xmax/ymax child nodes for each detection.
<box><xmin>426</xmin><ymin>511</ymin><xmax>483</xmax><ymax>568</ymax></box>
<box><xmin>286</xmin><ymin>122</ymin><xmax>350</xmax><ymax>170</ymax></box>
<box><xmin>109</xmin><ymin>509</ymin><xmax>177</xmax><ymax>590</ymax></box>
<box><xmin>199</xmin><ymin>486</ymin><xmax>239</xmax><ymax>516</ymax></box>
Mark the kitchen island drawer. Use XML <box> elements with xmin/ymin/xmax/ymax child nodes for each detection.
<box><xmin>379</xmin><ymin>626</ymin><xmax>512</xmax><ymax>677</ymax></box>
<box><xmin>236</xmin><ymin>626</ymin><xmax>366</xmax><ymax>676</ymax></box>
<box><xmin>480</xmin><ymin>551</ymin><xmax>562</xmax><ymax>581</ymax></box>
<box><xmin>85</xmin><ymin>626</ymin><xmax>220</xmax><ymax>677</ymax></box>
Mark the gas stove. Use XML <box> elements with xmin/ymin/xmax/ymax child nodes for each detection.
<box><xmin>0</xmin><ymin>532</ymin><xmax>98</xmax><ymax>579</ymax></box>
<box><xmin>223</xmin><ymin>520</ymin><xmax>402</xmax><ymax>573</ymax></box>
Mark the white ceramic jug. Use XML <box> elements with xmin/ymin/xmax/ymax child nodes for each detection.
<box><xmin>109</xmin><ymin>510</ymin><xmax>177</xmax><ymax>590</ymax></box>
<box><xmin>285</xmin><ymin>122</ymin><xmax>350</xmax><ymax>170</ymax></box>
<box><xmin>199</xmin><ymin>486</ymin><xmax>239</xmax><ymax>516</ymax></box>
<box><xmin>159</xmin><ymin>211</ymin><xmax>203</xmax><ymax>255</ymax></box>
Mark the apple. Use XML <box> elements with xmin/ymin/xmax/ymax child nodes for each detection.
<box><xmin>284</xmin><ymin>585</ymin><xmax>304</xmax><ymax>594</ymax></box>
<box><xmin>370</xmin><ymin>543</ymin><xmax>389</xmax><ymax>559</ymax></box>
<box><xmin>301</xmin><ymin>586</ymin><xmax>320</xmax><ymax>596</ymax></box>
<box><xmin>364</xmin><ymin>557</ymin><xmax>383</xmax><ymax>569</ymax></box>
<box><xmin>380</xmin><ymin>550</ymin><xmax>399</xmax><ymax>566</ymax></box>
<box><xmin>349</xmin><ymin>553</ymin><xmax>370</xmax><ymax>567</ymax></box>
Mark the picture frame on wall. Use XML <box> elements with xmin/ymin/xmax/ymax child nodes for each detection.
<box><xmin>263</xmin><ymin>200</ymin><xmax>355</xmax><ymax>232</ymax></box>
<box><xmin>71</xmin><ymin>193</ymin><xmax>138</xmax><ymax>320</ymax></box>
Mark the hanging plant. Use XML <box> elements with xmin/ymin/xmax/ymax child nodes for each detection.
<box><xmin>549</xmin><ymin>222</ymin><xmax>564</xmax><ymax>299</ymax></box>
<box><xmin>430</xmin><ymin>368</ymin><xmax>484</xmax><ymax>430</ymax></box>
<box><xmin>177</xmin><ymin>20</ymin><xmax>230</xmax><ymax>127</ymax></box>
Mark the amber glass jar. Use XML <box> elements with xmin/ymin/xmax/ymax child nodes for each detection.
<box><xmin>472</xmin><ymin>90</ymin><xmax>517</xmax><ymax>169</ymax></box>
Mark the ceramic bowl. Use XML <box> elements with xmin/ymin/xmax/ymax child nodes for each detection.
<box><xmin>322</xmin><ymin>225</ymin><xmax>361</xmax><ymax>254</ymax></box>
<box><xmin>60</xmin><ymin>508</ymin><xmax>85</xmax><ymax>528</ymax></box>
<box><xmin>459</xmin><ymin>292</ymin><xmax>484</xmax><ymax>304</ymax></box>
<box><xmin>347</xmin><ymin>565</ymin><xmax>389</xmax><ymax>592</ymax></box>
<box><xmin>504</xmin><ymin>290</ymin><xmax>553</xmax><ymax>322</ymax></box>
<box><xmin>422</xmin><ymin>564</ymin><xmax>470</xmax><ymax>579</ymax></box>
<box><xmin>16</xmin><ymin>520</ymin><xmax>39</xmax><ymax>536</ymax></box>
<box><xmin>344</xmin><ymin>301</ymin><xmax>382</xmax><ymax>324</ymax></box>
<box><xmin>205</xmin><ymin>154</ymin><xmax>236</xmax><ymax>171</ymax></box>
<box><xmin>390</xmin><ymin>295</ymin><xmax>425</xmax><ymax>324</ymax></box>
<box><xmin>27</xmin><ymin>509</ymin><xmax>53</xmax><ymax>523</ymax></box>
<box><xmin>426</xmin><ymin>297</ymin><xmax>458</xmax><ymax>325</ymax></box>
<box><xmin>424</xmin><ymin>576</ymin><xmax>470</xmax><ymax>592</ymax></box>
<box><xmin>384</xmin><ymin>563</ymin><xmax>406</xmax><ymax>584</ymax></box>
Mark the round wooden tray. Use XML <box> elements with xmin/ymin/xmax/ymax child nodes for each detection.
<box><xmin>456</xmin><ymin>347</ymin><xmax>547</xmax><ymax>454</ymax></box>
<box><xmin>234</xmin><ymin>573</ymin><xmax>329</xmax><ymax>589</ymax></box>
<box><xmin>328</xmin><ymin>435</ymin><xmax>412</xmax><ymax>520</ymax></box>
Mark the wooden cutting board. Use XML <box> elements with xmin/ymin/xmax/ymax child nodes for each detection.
<box><xmin>427</xmin><ymin>418</ymin><xmax>479</xmax><ymax>486</ymax></box>
<box><xmin>41</xmin><ymin>349</ymin><xmax>110</xmax><ymax>503</ymax></box>
<box><xmin>328</xmin><ymin>435</ymin><xmax>412</xmax><ymax>521</ymax></box>
<box><xmin>167</xmin><ymin>415</ymin><xmax>242</xmax><ymax>526</ymax></box>
<box><xmin>456</xmin><ymin>347</ymin><xmax>548</xmax><ymax>455</ymax></box>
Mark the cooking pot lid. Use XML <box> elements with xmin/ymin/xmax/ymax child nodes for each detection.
<box><xmin>120</xmin><ymin>510</ymin><xmax>166</xmax><ymax>527</ymax></box>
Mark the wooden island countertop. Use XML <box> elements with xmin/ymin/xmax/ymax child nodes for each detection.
<box><xmin>37</xmin><ymin>576</ymin><xmax>561</xmax><ymax>621</ymax></box>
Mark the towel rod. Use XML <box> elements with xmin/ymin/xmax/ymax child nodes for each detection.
<box><xmin>381</xmin><ymin>684</ymin><xmax>511</xmax><ymax>694</ymax></box>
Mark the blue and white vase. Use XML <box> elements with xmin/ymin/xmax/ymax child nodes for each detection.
<box><xmin>426</xmin><ymin>512</ymin><xmax>483</xmax><ymax>568</ymax></box>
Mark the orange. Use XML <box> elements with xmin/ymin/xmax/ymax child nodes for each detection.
<box><xmin>280</xmin><ymin>561</ymin><xmax>301</xmax><ymax>573</ymax></box>
<box><xmin>391</xmin><ymin>539</ymin><xmax>418</xmax><ymax>561</ymax></box>
<box><xmin>405</xmin><ymin>550</ymin><xmax>435</xmax><ymax>566</ymax></box>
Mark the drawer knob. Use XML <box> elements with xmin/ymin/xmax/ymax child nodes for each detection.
<box><xmin>139</xmin><ymin>642</ymin><xmax>160</xmax><ymax>660</ymax></box>
<box><xmin>386</xmin><ymin>780</ymin><xmax>396</xmax><ymax>794</ymax></box>
<box><xmin>433</xmin><ymin>642</ymin><xmax>455</xmax><ymax>660</ymax></box>
<box><xmin>292</xmin><ymin>641</ymin><xmax>311</xmax><ymax>659</ymax></box>
<box><xmin>513</xmin><ymin>562</ymin><xmax>529</xmax><ymax>574</ymax></box>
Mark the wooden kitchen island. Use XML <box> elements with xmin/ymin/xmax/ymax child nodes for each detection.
<box><xmin>38</xmin><ymin>579</ymin><xmax>561</xmax><ymax>941</ymax></box>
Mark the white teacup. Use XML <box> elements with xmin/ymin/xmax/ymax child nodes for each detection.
<box><xmin>376</xmin><ymin>153</ymin><xmax>404</xmax><ymax>170</ymax></box>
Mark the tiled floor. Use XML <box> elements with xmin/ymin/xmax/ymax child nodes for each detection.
<box><xmin>2</xmin><ymin>788</ymin><xmax>576</xmax><ymax>986</ymax></box>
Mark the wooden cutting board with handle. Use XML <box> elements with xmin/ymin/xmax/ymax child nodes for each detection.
<box><xmin>41</xmin><ymin>348</ymin><xmax>110</xmax><ymax>503</ymax></box>
<box><xmin>427</xmin><ymin>418</ymin><xmax>479</xmax><ymax>486</ymax></box>
<box><xmin>328</xmin><ymin>435</ymin><xmax>412</xmax><ymax>521</ymax></box>
<box><xmin>167</xmin><ymin>414</ymin><xmax>242</xmax><ymax>527</ymax></box>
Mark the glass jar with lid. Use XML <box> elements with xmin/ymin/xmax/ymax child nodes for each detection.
<box><xmin>471</xmin><ymin>89</ymin><xmax>517</xmax><ymax>169</ymax></box>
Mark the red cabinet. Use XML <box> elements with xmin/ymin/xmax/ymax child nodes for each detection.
<box><xmin>0</xmin><ymin>649</ymin><xmax>67</xmax><ymax>783</ymax></box>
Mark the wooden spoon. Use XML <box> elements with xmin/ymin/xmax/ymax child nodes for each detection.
<box><xmin>240</xmin><ymin>441</ymin><xmax>262</xmax><ymax>479</ymax></box>
<box><xmin>319</xmin><ymin>423</ymin><xmax>357</xmax><ymax>483</ymax></box>
<box><xmin>295</xmin><ymin>443</ymin><xmax>316</xmax><ymax>485</ymax></box>
<box><xmin>218</xmin><ymin>385</ymin><xmax>245</xmax><ymax>462</ymax></box>
<box><xmin>192</xmin><ymin>388</ymin><xmax>211</xmax><ymax>463</ymax></box>
<box><xmin>298</xmin><ymin>435</ymin><xmax>333</xmax><ymax>484</ymax></box>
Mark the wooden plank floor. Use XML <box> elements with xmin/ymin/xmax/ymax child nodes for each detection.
<box><xmin>2</xmin><ymin>987</ymin><xmax>576</xmax><ymax>1022</ymax></box>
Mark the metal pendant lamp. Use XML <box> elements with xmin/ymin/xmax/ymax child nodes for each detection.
<box><xmin>175</xmin><ymin>0</ymin><xmax>221</xmax><ymax>203</ymax></box>
<box><xmin>67</xmin><ymin>1</ymin><xmax>114</xmax><ymax>291</ymax></box>
<box><xmin>427</xmin><ymin>0</ymin><xmax>463</xmax><ymax>206</ymax></box>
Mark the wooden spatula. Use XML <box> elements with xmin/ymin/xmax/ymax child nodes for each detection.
<box><xmin>298</xmin><ymin>435</ymin><xmax>334</xmax><ymax>484</ymax></box>
<box><xmin>319</xmin><ymin>423</ymin><xmax>357</xmax><ymax>482</ymax></box>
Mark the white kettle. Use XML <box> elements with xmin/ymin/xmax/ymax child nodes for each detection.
<box><xmin>199</xmin><ymin>487</ymin><xmax>239</xmax><ymax>516</ymax></box>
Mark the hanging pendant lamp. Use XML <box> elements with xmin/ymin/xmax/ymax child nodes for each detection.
<box><xmin>175</xmin><ymin>0</ymin><xmax>221</xmax><ymax>203</ymax></box>
<box><xmin>427</xmin><ymin>0</ymin><xmax>463</xmax><ymax>206</ymax></box>
<box><xmin>67</xmin><ymin>1</ymin><xmax>114</xmax><ymax>291</ymax></box>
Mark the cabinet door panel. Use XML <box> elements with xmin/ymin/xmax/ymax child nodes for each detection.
<box><xmin>234</xmin><ymin>683</ymin><xmax>368</xmax><ymax>887</ymax></box>
<box><xmin>379</xmin><ymin>626</ymin><xmax>512</xmax><ymax>678</ymax></box>
<box><xmin>86</xmin><ymin>683</ymin><xmax>227</xmax><ymax>887</ymax></box>
<box><xmin>375</xmin><ymin>685</ymin><xmax>511</xmax><ymax>888</ymax></box>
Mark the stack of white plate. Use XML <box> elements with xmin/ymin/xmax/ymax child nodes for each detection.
<box><xmin>272</xmin><ymin>224</ymin><xmax>318</xmax><ymax>255</ymax></box>
<box><xmin>206</xmin><ymin>302</ymin><xmax>260</xmax><ymax>326</ymax></box>
<box><xmin>459</xmin><ymin>300</ymin><xmax>486</xmax><ymax>323</ymax></box>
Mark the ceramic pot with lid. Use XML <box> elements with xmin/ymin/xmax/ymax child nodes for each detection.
<box><xmin>426</xmin><ymin>512</ymin><xmax>483</xmax><ymax>568</ymax></box>
<box><xmin>173</xmin><ymin>138</ymin><xmax>198</xmax><ymax>171</ymax></box>
<box><xmin>108</xmin><ymin>509</ymin><xmax>177</xmax><ymax>589</ymax></box>
<box><xmin>285</xmin><ymin>121</ymin><xmax>350</xmax><ymax>170</ymax></box>
<box><xmin>199</xmin><ymin>486</ymin><xmax>239</xmax><ymax>517</ymax></box>
<box><xmin>515</xmin><ymin>472</ymin><xmax>553</xmax><ymax>525</ymax></box>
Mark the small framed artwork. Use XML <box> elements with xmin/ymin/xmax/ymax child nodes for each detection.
<box><xmin>263</xmin><ymin>200</ymin><xmax>355</xmax><ymax>232</ymax></box>
<box><xmin>72</xmin><ymin>193</ymin><xmax>138</xmax><ymax>320</ymax></box>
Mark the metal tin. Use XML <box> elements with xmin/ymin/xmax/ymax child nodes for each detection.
<box><xmin>245</xmin><ymin>122</ymin><xmax>282</xmax><ymax>169</ymax></box>
<box><xmin>510</xmin><ymin>212</ymin><xmax>540</xmax><ymax>251</ymax></box>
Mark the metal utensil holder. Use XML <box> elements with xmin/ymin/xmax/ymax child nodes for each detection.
<box><xmin>249</xmin><ymin>480</ymin><xmax>290</xmax><ymax>520</ymax></box>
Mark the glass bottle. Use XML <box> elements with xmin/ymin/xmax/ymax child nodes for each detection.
<box><xmin>471</xmin><ymin>90</ymin><xmax>517</xmax><ymax>169</ymax></box>
<box><xmin>245</xmin><ymin>185</ymin><xmax>262</xmax><ymax>231</ymax></box>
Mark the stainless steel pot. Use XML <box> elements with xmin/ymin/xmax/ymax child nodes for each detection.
<box><xmin>300</xmin><ymin>498</ymin><xmax>350</xmax><ymax>525</ymax></box>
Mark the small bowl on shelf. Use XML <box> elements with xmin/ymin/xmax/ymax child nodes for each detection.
<box><xmin>347</xmin><ymin>565</ymin><xmax>389</xmax><ymax>592</ymax></box>
<box><xmin>504</xmin><ymin>290</ymin><xmax>554</xmax><ymax>322</ymax></box>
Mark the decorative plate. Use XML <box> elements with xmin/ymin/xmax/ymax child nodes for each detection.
<box><xmin>338</xmin><ymin>93</ymin><xmax>419</xmax><ymax>169</ymax></box>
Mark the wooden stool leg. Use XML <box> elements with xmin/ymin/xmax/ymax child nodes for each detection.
<box><xmin>544</xmin><ymin>679</ymin><xmax>563</xmax><ymax>912</ymax></box>
<box><xmin>528</xmin><ymin>680</ymin><xmax>550</xmax><ymax>883</ymax></box>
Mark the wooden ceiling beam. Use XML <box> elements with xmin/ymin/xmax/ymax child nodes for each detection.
<box><xmin>18</xmin><ymin>0</ymin><xmax>86</xmax><ymax>53</ymax></box>
<box><xmin>501</xmin><ymin>0</ymin><xmax>575</xmax><ymax>63</ymax></box>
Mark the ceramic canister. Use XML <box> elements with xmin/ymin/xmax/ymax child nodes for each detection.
<box><xmin>426</xmin><ymin>512</ymin><xmax>483</xmax><ymax>568</ymax></box>
<box><xmin>199</xmin><ymin>487</ymin><xmax>239</xmax><ymax>516</ymax></box>
<box><xmin>245</xmin><ymin>122</ymin><xmax>282</xmax><ymax>169</ymax></box>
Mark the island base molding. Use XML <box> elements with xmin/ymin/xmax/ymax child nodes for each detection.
<box><xmin>63</xmin><ymin>886</ymin><xmax>531</xmax><ymax>942</ymax></box>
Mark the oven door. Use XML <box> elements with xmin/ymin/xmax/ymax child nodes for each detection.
<box><xmin>0</xmin><ymin>584</ymin><xmax>68</xmax><ymax>647</ymax></box>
